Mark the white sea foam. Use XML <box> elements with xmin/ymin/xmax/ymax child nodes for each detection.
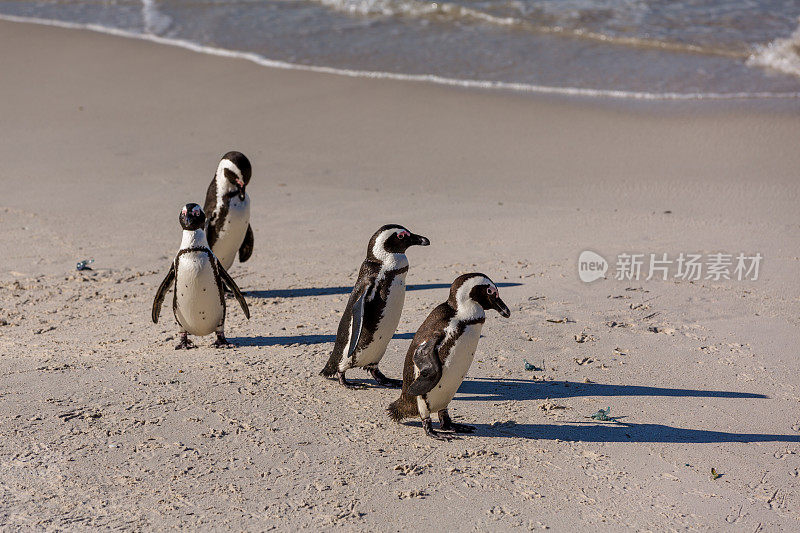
<box><xmin>314</xmin><ymin>0</ymin><xmax>517</xmax><ymax>26</ymax></box>
<box><xmin>311</xmin><ymin>0</ymin><xmax>745</xmax><ymax>59</ymax></box>
<box><xmin>747</xmin><ymin>19</ymin><xmax>800</xmax><ymax>79</ymax></box>
<box><xmin>1</xmin><ymin>14</ymin><xmax>798</xmax><ymax>101</ymax></box>
<box><xmin>141</xmin><ymin>0</ymin><xmax>171</xmax><ymax>35</ymax></box>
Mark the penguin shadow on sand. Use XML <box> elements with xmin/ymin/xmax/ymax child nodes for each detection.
<box><xmin>244</xmin><ymin>282</ymin><xmax>523</xmax><ymax>299</ymax></box>
<box><xmin>437</xmin><ymin>377</ymin><xmax>798</xmax><ymax>443</ymax></box>
<box><xmin>227</xmin><ymin>331</ymin><xmax>416</xmax><ymax>348</ymax></box>
<box><xmin>225</xmin><ymin>331</ymin><xmax>418</xmax><ymax>389</ymax></box>
<box><xmin>462</xmin><ymin>420</ymin><xmax>800</xmax><ymax>444</ymax></box>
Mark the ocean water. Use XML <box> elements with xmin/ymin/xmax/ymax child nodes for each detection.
<box><xmin>1</xmin><ymin>0</ymin><xmax>800</xmax><ymax>99</ymax></box>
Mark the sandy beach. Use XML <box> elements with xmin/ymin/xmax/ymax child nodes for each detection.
<box><xmin>1</xmin><ymin>18</ymin><xmax>800</xmax><ymax>530</ymax></box>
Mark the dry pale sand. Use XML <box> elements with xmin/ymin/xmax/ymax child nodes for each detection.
<box><xmin>1</xmin><ymin>19</ymin><xmax>800</xmax><ymax>531</ymax></box>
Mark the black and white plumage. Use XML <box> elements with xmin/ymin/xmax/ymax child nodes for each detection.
<box><xmin>321</xmin><ymin>224</ymin><xmax>430</xmax><ymax>389</ymax></box>
<box><xmin>152</xmin><ymin>203</ymin><xmax>250</xmax><ymax>349</ymax></box>
<box><xmin>387</xmin><ymin>273</ymin><xmax>510</xmax><ymax>440</ymax></box>
<box><xmin>203</xmin><ymin>151</ymin><xmax>254</xmax><ymax>272</ymax></box>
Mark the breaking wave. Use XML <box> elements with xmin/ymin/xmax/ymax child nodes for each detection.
<box><xmin>141</xmin><ymin>0</ymin><xmax>172</xmax><ymax>35</ymax></box>
<box><xmin>748</xmin><ymin>19</ymin><xmax>800</xmax><ymax>78</ymax></box>
<box><xmin>311</xmin><ymin>0</ymin><xmax>748</xmax><ymax>59</ymax></box>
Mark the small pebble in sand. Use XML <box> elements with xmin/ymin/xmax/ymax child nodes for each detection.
<box><xmin>393</xmin><ymin>464</ymin><xmax>424</xmax><ymax>476</ymax></box>
<box><xmin>589</xmin><ymin>408</ymin><xmax>612</xmax><ymax>421</ymax></box>
<box><xmin>648</xmin><ymin>326</ymin><xmax>676</xmax><ymax>334</ymax></box>
<box><xmin>397</xmin><ymin>489</ymin><xmax>426</xmax><ymax>500</ymax></box>
<box><xmin>523</xmin><ymin>359</ymin><xmax>543</xmax><ymax>371</ymax></box>
<box><xmin>76</xmin><ymin>259</ymin><xmax>94</xmax><ymax>271</ymax></box>
<box><xmin>539</xmin><ymin>400</ymin><xmax>567</xmax><ymax>412</ymax></box>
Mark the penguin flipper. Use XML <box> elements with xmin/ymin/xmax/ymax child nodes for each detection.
<box><xmin>216</xmin><ymin>260</ymin><xmax>251</xmax><ymax>319</ymax></box>
<box><xmin>407</xmin><ymin>335</ymin><xmax>443</xmax><ymax>396</ymax></box>
<box><xmin>203</xmin><ymin>177</ymin><xmax>219</xmax><ymax>248</ymax></box>
<box><xmin>238</xmin><ymin>224</ymin><xmax>254</xmax><ymax>263</ymax></box>
<box><xmin>203</xmin><ymin>176</ymin><xmax>217</xmax><ymax>217</ymax></box>
<box><xmin>152</xmin><ymin>263</ymin><xmax>176</xmax><ymax>324</ymax></box>
<box><xmin>346</xmin><ymin>290</ymin><xmax>367</xmax><ymax>361</ymax></box>
<box><xmin>206</xmin><ymin>217</ymin><xmax>218</xmax><ymax>249</ymax></box>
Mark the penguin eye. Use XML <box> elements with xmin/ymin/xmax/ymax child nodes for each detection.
<box><xmin>486</xmin><ymin>286</ymin><xmax>497</xmax><ymax>296</ymax></box>
<box><xmin>397</xmin><ymin>231</ymin><xmax>410</xmax><ymax>239</ymax></box>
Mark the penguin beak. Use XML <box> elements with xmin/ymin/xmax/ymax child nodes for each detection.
<box><xmin>411</xmin><ymin>234</ymin><xmax>430</xmax><ymax>246</ymax></box>
<box><xmin>491</xmin><ymin>295</ymin><xmax>511</xmax><ymax>318</ymax></box>
<box><xmin>237</xmin><ymin>181</ymin><xmax>246</xmax><ymax>201</ymax></box>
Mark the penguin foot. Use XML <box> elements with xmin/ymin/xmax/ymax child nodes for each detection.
<box><xmin>212</xmin><ymin>334</ymin><xmax>233</xmax><ymax>348</ymax></box>
<box><xmin>338</xmin><ymin>371</ymin><xmax>366</xmax><ymax>390</ymax></box>
<box><xmin>438</xmin><ymin>409</ymin><xmax>475</xmax><ymax>433</ymax></box>
<box><xmin>422</xmin><ymin>418</ymin><xmax>456</xmax><ymax>441</ymax></box>
<box><xmin>368</xmin><ymin>367</ymin><xmax>403</xmax><ymax>388</ymax></box>
<box><xmin>175</xmin><ymin>334</ymin><xmax>196</xmax><ymax>350</ymax></box>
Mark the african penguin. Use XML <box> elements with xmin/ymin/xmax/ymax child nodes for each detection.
<box><xmin>321</xmin><ymin>224</ymin><xmax>430</xmax><ymax>389</ymax></box>
<box><xmin>387</xmin><ymin>273</ymin><xmax>510</xmax><ymax>440</ymax></box>
<box><xmin>203</xmin><ymin>151</ymin><xmax>254</xmax><ymax>272</ymax></box>
<box><xmin>152</xmin><ymin>203</ymin><xmax>250</xmax><ymax>349</ymax></box>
